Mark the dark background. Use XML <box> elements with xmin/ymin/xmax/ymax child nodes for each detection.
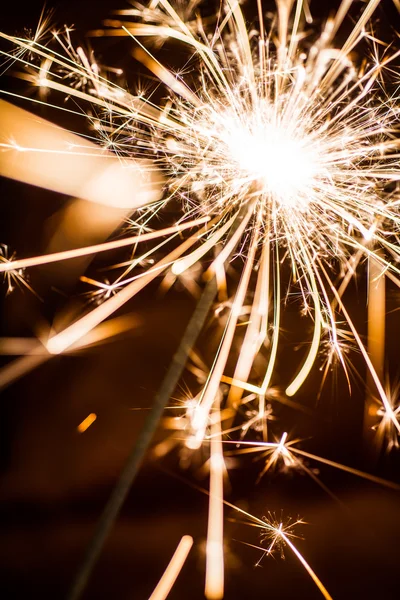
<box><xmin>1</xmin><ymin>1</ymin><xmax>400</xmax><ymax>599</ymax></box>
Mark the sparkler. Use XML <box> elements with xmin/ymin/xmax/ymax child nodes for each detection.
<box><xmin>1</xmin><ymin>0</ymin><xmax>400</xmax><ymax>598</ymax></box>
<box><xmin>149</xmin><ymin>535</ymin><xmax>194</xmax><ymax>600</ymax></box>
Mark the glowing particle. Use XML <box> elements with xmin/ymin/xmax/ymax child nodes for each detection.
<box><xmin>77</xmin><ymin>413</ymin><xmax>97</xmax><ymax>433</ymax></box>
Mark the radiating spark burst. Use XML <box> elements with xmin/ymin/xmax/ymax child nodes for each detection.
<box><xmin>372</xmin><ymin>381</ymin><xmax>400</xmax><ymax>451</ymax></box>
<box><xmin>1</xmin><ymin>1</ymin><xmax>400</xmax><ymax>599</ymax></box>
<box><xmin>80</xmin><ymin>276</ymin><xmax>119</xmax><ymax>305</ymax></box>
<box><xmin>259</xmin><ymin>512</ymin><xmax>305</xmax><ymax>561</ymax></box>
<box><xmin>2</xmin><ymin>1</ymin><xmax>400</xmax><ymax>419</ymax></box>
<box><xmin>229</xmin><ymin>501</ymin><xmax>332</xmax><ymax>600</ymax></box>
<box><xmin>0</xmin><ymin>244</ymin><xmax>34</xmax><ymax>295</ymax></box>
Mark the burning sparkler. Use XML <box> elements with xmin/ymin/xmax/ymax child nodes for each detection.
<box><xmin>1</xmin><ymin>0</ymin><xmax>400</xmax><ymax>598</ymax></box>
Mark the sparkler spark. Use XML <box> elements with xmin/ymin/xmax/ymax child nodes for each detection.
<box><xmin>1</xmin><ymin>0</ymin><xmax>400</xmax><ymax>598</ymax></box>
<box><xmin>0</xmin><ymin>244</ymin><xmax>32</xmax><ymax>295</ymax></box>
<box><xmin>149</xmin><ymin>535</ymin><xmax>194</xmax><ymax>600</ymax></box>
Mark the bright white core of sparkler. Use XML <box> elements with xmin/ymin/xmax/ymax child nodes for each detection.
<box><xmin>221</xmin><ymin>116</ymin><xmax>317</xmax><ymax>208</ymax></box>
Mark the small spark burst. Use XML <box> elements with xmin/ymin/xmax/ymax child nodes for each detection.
<box><xmin>375</xmin><ymin>405</ymin><xmax>400</xmax><ymax>450</ymax></box>
<box><xmin>1</xmin><ymin>1</ymin><xmax>400</xmax><ymax>599</ymax></box>
<box><xmin>240</xmin><ymin>400</ymin><xmax>275</xmax><ymax>436</ymax></box>
<box><xmin>257</xmin><ymin>431</ymin><xmax>299</xmax><ymax>476</ymax></box>
<box><xmin>373</xmin><ymin>382</ymin><xmax>400</xmax><ymax>451</ymax></box>
<box><xmin>0</xmin><ymin>244</ymin><xmax>32</xmax><ymax>295</ymax></box>
<box><xmin>230</xmin><ymin>501</ymin><xmax>332</xmax><ymax>599</ymax></box>
<box><xmin>2</xmin><ymin>1</ymin><xmax>400</xmax><ymax>418</ymax></box>
<box><xmin>226</xmin><ymin>431</ymin><xmax>307</xmax><ymax>483</ymax></box>
<box><xmin>259</xmin><ymin>512</ymin><xmax>304</xmax><ymax>561</ymax></box>
<box><xmin>80</xmin><ymin>276</ymin><xmax>119</xmax><ymax>305</ymax></box>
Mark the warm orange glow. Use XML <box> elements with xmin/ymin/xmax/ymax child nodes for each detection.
<box><xmin>205</xmin><ymin>402</ymin><xmax>225</xmax><ymax>600</ymax></box>
<box><xmin>77</xmin><ymin>413</ymin><xmax>97</xmax><ymax>433</ymax></box>
<box><xmin>148</xmin><ymin>536</ymin><xmax>193</xmax><ymax>600</ymax></box>
<box><xmin>0</xmin><ymin>100</ymin><xmax>163</xmax><ymax>209</ymax></box>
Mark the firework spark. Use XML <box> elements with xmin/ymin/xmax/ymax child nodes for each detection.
<box><xmin>1</xmin><ymin>0</ymin><xmax>400</xmax><ymax>598</ymax></box>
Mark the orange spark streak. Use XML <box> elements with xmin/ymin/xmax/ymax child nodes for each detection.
<box><xmin>148</xmin><ymin>535</ymin><xmax>193</xmax><ymax>600</ymax></box>
<box><xmin>205</xmin><ymin>401</ymin><xmax>225</xmax><ymax>600</ymax></box>
<box><xmin>77</xmin><ymin>413</ymin><xmax>97</xmax><ymax>433</ymax></box>
<box><xmin>46</xmin><ymin>224</ymin><xmax>210</xmax><ymax>355</ymax></box>
<box><xmin>280</xmin><ymin>532</ymin><xmax>333</xmax><ymax>600</ymax></box>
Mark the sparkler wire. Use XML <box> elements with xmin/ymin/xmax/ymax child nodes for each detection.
<box><xmin>66</xmin><ymin>275</ymin><xmax>218</xmax><ymax>600</ymax></box>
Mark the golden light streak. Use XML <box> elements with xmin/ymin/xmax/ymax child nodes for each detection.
<box><xmin>290</xmin><ymin>447</ymin><xmax>400</xmax><ymax>491</ymax></box>
<box><xmin>319</xmin><ymin>261</ymin><xmax>400</xmax><ymax>434</ymax></box>
<box><xmin>0</xmin><ymin>315</ymin><xmax>139</xmax><ymax>390</ymax></box>
<box><xmin>365</xmin><ymin>249</ymin><xmax>386</xmax><ymax>442</ymax></box>
<box><xmin>46</xmin><ymin>225</ymin><xmax>209</xmax><ymax>355</ymax></box>
<box><xmin>196</xmin><ymin>208</ymin><xmax>260</xmax><ymax>433</ymax></box>
<box><xmin>0</xmin><ymin>353</ymin><xmax>50</xmax><ymax>390</ymax></box>
<box><xmin>204</xmin><ymin>207</ymin><xmax>254</xmax><ymax>279</ymax></box>
<box><xmin>205</xmin><ymin>401</ymin><xmax>225</xmax><ymax>600</ymax></box>
<box><xmin>77</xmin><ymin>413</ymin><xmax>97</xmax><ymax>433</ymax></box>
<box><xmin>148</xmin><ymin>535</ymin><xmax>193</xmax><ymax>600</ymax></box>
<box><xmin>285</xmin><ymin>269</ymin><xmax>323</xmax><ymax>397</ymax></box>
<box><xmin>258</xmin><ymin>242</ymin><xmax>281</xmax><ymax>397</ymax></box>
<box><xmin>0</xmin><ymin>316</ymin><xmax>138</xmax><ymax>356</ymax></box>
<box><xmin>172</xmin><ymin>214</ymin><xmax>236</xmax><ymax>276</ymax></box>
<box><xmin>0</xmin><ymin>217</ymin><xmax>209</xmax><ymax>273</ymax></box>
<box><xmin>205</xmin><ymin>494</ymin><xmax>333</xmax><ymax>600</ymax></box>
<box><xmin>226</xmin><ymin>240</ymin><xmax>270</xmax><ymax>412</ymax></box>
<box><xmin>132</xmin><ymin>44</ymin><xmax>202</xmax><ymax>108</ymax></box>
<box><xmin>280</xmin><ymin>531</ymin><xmax>333</xmax><ymax>600</ymax></box>
<box><xmin>0</xmin><ymin>100</ymin><xmax>163</xmax><ymax>209</ymax></box>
